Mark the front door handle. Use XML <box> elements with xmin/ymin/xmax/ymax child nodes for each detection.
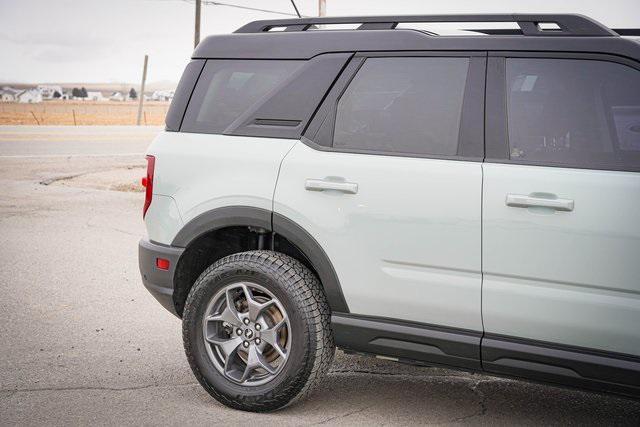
<box><xmin>305</xmin><ymin>178</ymin><xmax>358</xmax><ymax>194</ymax></box>
<box><xmin>506</xmin><ymin>193</ymin><xmax>574</xmax><ymax>212</ymax></box>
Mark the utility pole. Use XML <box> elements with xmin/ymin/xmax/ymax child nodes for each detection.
<box><xmin>136</xmin><ymin>54</ymin><xmax>148</xmax><ymax>126</ymax></box>
<box><xmin>194</xmin><ymin>0</ymin><xmax>201</xmax><ymax>48</ymax></box>
<box><xmin>319</xmin><ymin>0</ymin><xmax>326</xmax><ymax>17</ymax></box>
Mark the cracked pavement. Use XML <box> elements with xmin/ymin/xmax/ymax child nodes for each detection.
<box><xmin>1</xmin><ymin>126</ymin><xmax>640</xmax><ymax>426</ymax></box>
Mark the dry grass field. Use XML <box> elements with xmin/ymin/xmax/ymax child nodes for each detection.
<box><xmin>0</xmin><ymin>100</ymin><xmax>169</xmax><ymax>125</ymax></box>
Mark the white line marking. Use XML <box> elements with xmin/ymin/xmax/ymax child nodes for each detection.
<box><xmin>0</xmin><ymin>153</ymin><xmax>145</xmax><ymax>159</ymax></box>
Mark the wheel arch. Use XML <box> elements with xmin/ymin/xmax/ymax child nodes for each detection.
<box><xmin>171</xmin><ymin>206</ymin><xmax>272</xmax><ymax>248</ymax></box>
<box><xmin>171</xmin><ymin>206</ymin><xmax>349</xmax><ymax>316</ymax></box>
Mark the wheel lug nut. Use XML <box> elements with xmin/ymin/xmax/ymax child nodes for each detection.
<box><xmin>243</xmin><ymin>341</ymin><xmax>249</xmax><ymax>348</ymax></box>
<box><xmin>236</xmin><ymin>328</ymin><xmax>243</xmax><ymax>336</ymax></box>
<box><xmin>255</xmin><ymin>338</ymin><xmax>261</xmax><ymax>345</ymax></box>
<box><xmin>255</xmin><ymin>324</ymin><xmax>261</xmax><ymax>331</ymax></box>
<box><xmin>243</xmin><ymin>318</ymin><xmax>250</xmax><ymax>325</ymax></box>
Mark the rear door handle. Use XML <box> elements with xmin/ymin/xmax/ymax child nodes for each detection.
<box><xmin>506</xmin><ymin>194</ymin><xmax>574</xmax><ymax>212</ymax></box>
<box><xmin>305</xmin><ymin>178</ymin><xmax>358</xmax><ymax>194</ymax></box>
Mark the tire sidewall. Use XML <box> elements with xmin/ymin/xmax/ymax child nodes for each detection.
<box><xmin>183</xmin><ymin>257</ymin><xmax>314</xmax><ymax>404</ymax></box>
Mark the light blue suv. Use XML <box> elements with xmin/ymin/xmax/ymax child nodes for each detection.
<box><xmin>139</xmin><ymin>14</ymin><xmax>640</xmax><ymax>411</ymax></box>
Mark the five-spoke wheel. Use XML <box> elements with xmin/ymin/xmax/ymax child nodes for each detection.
<box><xmin>203</xmin><ymin>282</ymin><xmax>291</xmax><ymax>386</ymax></box>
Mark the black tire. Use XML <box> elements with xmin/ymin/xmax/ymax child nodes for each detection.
<box><xmin>182</xmin><ymin>250</ymin><xmax>335</xmax><ymax>412</ymax></box>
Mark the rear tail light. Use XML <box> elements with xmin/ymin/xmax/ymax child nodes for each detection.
<box><xmin>142</xmin><ymin>155</ymin><xmax>155</xmax><ymax>218</ymax></box>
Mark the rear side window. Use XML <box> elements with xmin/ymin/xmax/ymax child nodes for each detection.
<box><xmin>506</xmin><ymin>58</ymin><xmax>640</xmax><ymax>171</ymax></box>
<box><xmin>333</xmin><ymin>57</ymin><xmax>470</xmax><ymax>156</ymax></box>
<box><xmin>181</xmin><ymin>60</ymin><xmax>302</xmax><ymax>134</ymax></box>
<box><xmin>165</xmin><ymin>59</ymin><xmax>204</xmax><ymax>131</ymax></box>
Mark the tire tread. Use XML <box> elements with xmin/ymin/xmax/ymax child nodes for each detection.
<box><xmin>182</xmin><ymin>250</ymin><xmax>334</xmax><ymax>412</ymax></box>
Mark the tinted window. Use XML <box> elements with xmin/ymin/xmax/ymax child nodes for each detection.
<box><xmin>506</xmin><ymin>58</ymin><xmax>640</xmax><ymax>170</ymax></box>
<box><xmin>333</xmin><ymin>57</ymin><xmax>470</xmax><ymax>156</ymax></box>
<box><xmin>165</xmin><ymin>59</ymin><xmax>204</xmax><ymax>131</ymax></box>
<box><xmin>182</xmin><ymin>60</ymin><xmax>302</xmax><ymax>134</ymax></box>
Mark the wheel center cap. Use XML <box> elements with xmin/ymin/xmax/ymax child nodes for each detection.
<box><xmin>244</xmin><ymin>329</ymin><xmax>254</xmax><ymax>338</ymax></box>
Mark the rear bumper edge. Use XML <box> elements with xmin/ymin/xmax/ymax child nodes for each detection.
<box><xmin>138</xmin><ymin>238</ymin><xmax>184</xmax><ymax>317</ymax></box>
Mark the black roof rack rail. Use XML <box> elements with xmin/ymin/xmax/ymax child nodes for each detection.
<box><xmin>235</xmin><ymin>14</ymin><xmax>617</xmax><ymax>37</ymax></box>
<box><xmin>470</xmin><ymin>28</ymin><xmax>640</xmax><ymax>36</ymax></box>
<box><xmin>614</xmin><ymin>28</ymin><xmax>640</xmax><ymax>36</ymax></box>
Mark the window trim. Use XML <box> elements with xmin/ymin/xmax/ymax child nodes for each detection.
<box><xmin>167</xmin><ymin>59</ymin><xmax>205</xmax><ymax>132</ymax></box>
<box><xmin>486</xmin><ymin>51</ymin><xmax>640</xmax><ymax>173</ymax></box>
<box><xmin>302</xmin><ymin>51</ymin><xmax>487</xmax><ymax>162</ymax></box>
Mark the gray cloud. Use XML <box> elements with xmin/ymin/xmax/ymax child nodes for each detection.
<box><xmin>1</xmin><ymin>0</ymin><xmax>638</xmax><ymax>84</ymax></box>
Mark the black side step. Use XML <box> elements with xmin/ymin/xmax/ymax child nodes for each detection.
<box><xmin>483</xmin><ymin>334</ymin><xmax>640</xmax><ymax>398</ymax></box>
<box><xmin>331</xmin><ymin>313</ymin><xmax>640</xmax><ymax>398</ymax></box>
<box><xmin>331</xmin><ymin>313</ymin><xmax>482</xmax><ymax>371</ymax></box>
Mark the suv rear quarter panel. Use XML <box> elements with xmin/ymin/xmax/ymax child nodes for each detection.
<box><xmin>145</xmin><ymin>131</ymin><xmax>295</xmax><ymax>245</ymax></box>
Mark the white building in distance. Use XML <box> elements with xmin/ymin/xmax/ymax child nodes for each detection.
<box><xmin>0</xmin><ymin>87</ymin><xmax>21</xmax><ymax>102</ymax></box>
<box><xmin>110</xmin><ymin>91</ymin><xmax>125</xmax><ymax>101</ymax></box>
<box><xmin>16</xmin><ymin>89</ymin><xmax>43</xmax><ymax>103</ymax></box>
<box><xmin>151</xmin><ymin>90</ymin><xmax>174</xmax><ymax>101</ymax></box>
<box><xmin>37</xmin><ymin>85</ymin><xmax>63</xmax><ymax>99</ymax></box>
<box><xmin>86</xmin><ymin>91</ymin><xmax>107</xmax><ymax>101</ymax></box>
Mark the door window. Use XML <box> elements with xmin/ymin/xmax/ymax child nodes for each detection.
<box><xmin>506</xmin><ymin>58</ymin><xmax>640</xmax><ymax>170</ymax></box>
<box><xmin>333</xmin><ymin>57</ymin><xmax>470</xmax><ymax>156</ymax></box>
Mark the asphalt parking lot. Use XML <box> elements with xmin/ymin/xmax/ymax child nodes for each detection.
<box><xmin>1</xmin><ymin>126</ymin><xmax>639</xmax><ymax>426</ymax></box>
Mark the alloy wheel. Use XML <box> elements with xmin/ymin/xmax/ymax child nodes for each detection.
<box><xmin>202</xmin><ymin>282</ymin><xmax>291</xmax><ymax>386</ymax></box>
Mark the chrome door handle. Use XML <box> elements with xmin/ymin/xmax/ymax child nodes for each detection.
<box><xmin>305</xmin><ymin>178</ymin><xmax>358</xmax><ymax>194</ymax></box>
<box><xmin>506</xmin><ymin>194</ymin><xmax>574</xmax><ymax>212</ymax></box>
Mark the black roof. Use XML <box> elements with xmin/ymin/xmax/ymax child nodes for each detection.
<box><xmin>192</xmin><ymin>14</ymin><xmax>640</xmax><ymax>61</ymax></box>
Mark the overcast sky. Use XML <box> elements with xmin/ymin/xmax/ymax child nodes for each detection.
<box><xmin>1</xmin><ymin>0</ymin><xmax>639</xmax><ymax>85</ymax></box>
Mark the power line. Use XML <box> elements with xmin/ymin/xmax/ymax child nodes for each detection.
<box><xmin>177</xmin><ymin>0</ymin><xmax>305</xmax><ymax>17</ymax></box>
<box><xmin>203</xmin><ymin>1</ymin><xmax>305</xmax><ymax>17</ymax></box>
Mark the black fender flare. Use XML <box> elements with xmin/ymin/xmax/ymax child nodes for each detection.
<box><xmin>272</xmin><ymin>212</ymin><xmax>349</xmax><ymax>314</ymax></box>
<box><xmin>171</xmin><ymin>206</ymin><xmax>271</xmax><ymax>248</ymax></box>
<box><xmin>171</xmin><ymin>206</ymin><xmax>349</xmax><ymax>313</ymax></box>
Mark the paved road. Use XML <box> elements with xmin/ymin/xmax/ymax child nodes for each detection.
<box><xmin>1</xmin><ymin>126</ymin><xmax>639</xmax><ymax>426</ymax></box>
<box><xmin>0</xmin><ymin>126</ymin><xmax>159</xmax><ymax>157</ymax></box>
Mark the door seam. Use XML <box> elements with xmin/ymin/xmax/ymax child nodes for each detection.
<box><xmin>270</xmin><ymin>140</ymin><xmax>298</xmax><ymax>228</ymax></box>
<box><xmin>480</xmin><ymin>162</ymin><xmax>485</xmax><ymax>367</ymax></box>
<box><xmin>479</xmin><ymin>51</ymin><xmax>489</xmax><ymax>367</ymax></box>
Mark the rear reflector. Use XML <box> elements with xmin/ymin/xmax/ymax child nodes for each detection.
<box><xmin>156</xmin><ymin>257</ymin><xmax>170</xmax><ymax>270</ymax></box>
<box><xmin>143</xmin><ymin>155</ymin><xmax>155</xmax><ymax>218</ymax></box>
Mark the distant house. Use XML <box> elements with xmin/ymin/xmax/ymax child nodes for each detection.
<box><xmin>86</xmin><ymin>91</ymin><xmax>107</xmax><ymax>101</ymax></box>
<box><xmin>37</xmin><ymin>85</ymin><xmax>63</xmax><ymax>99</ymax></box>
<box><xmin>110</xmin><ymin>91</ymin><xmax>125</xmax><ymax>101</ymax></box>
<box><xmin>0</xmin><ymin>86</ymin><xmax>21</xmax><ymax>102</ymax></box>
<box><xmin>16</xmin><ymin>89</ymin><xmax>43</xmax><ymax>103</ymax></box>
<box><xmin>151</xmin><ymin>90</ymin><xmax>174</xmax><ymax>101</ymax></box>
<box><xmin>0</xmin><ymin>92</ymin><xmax>13</xmax><ymax>102</ymax></box>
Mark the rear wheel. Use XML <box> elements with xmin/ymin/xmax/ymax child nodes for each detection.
<box><xmin>182</xmin><ymin>250</ymin><xmax>334</xmax><ymax>412</ymax></box>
